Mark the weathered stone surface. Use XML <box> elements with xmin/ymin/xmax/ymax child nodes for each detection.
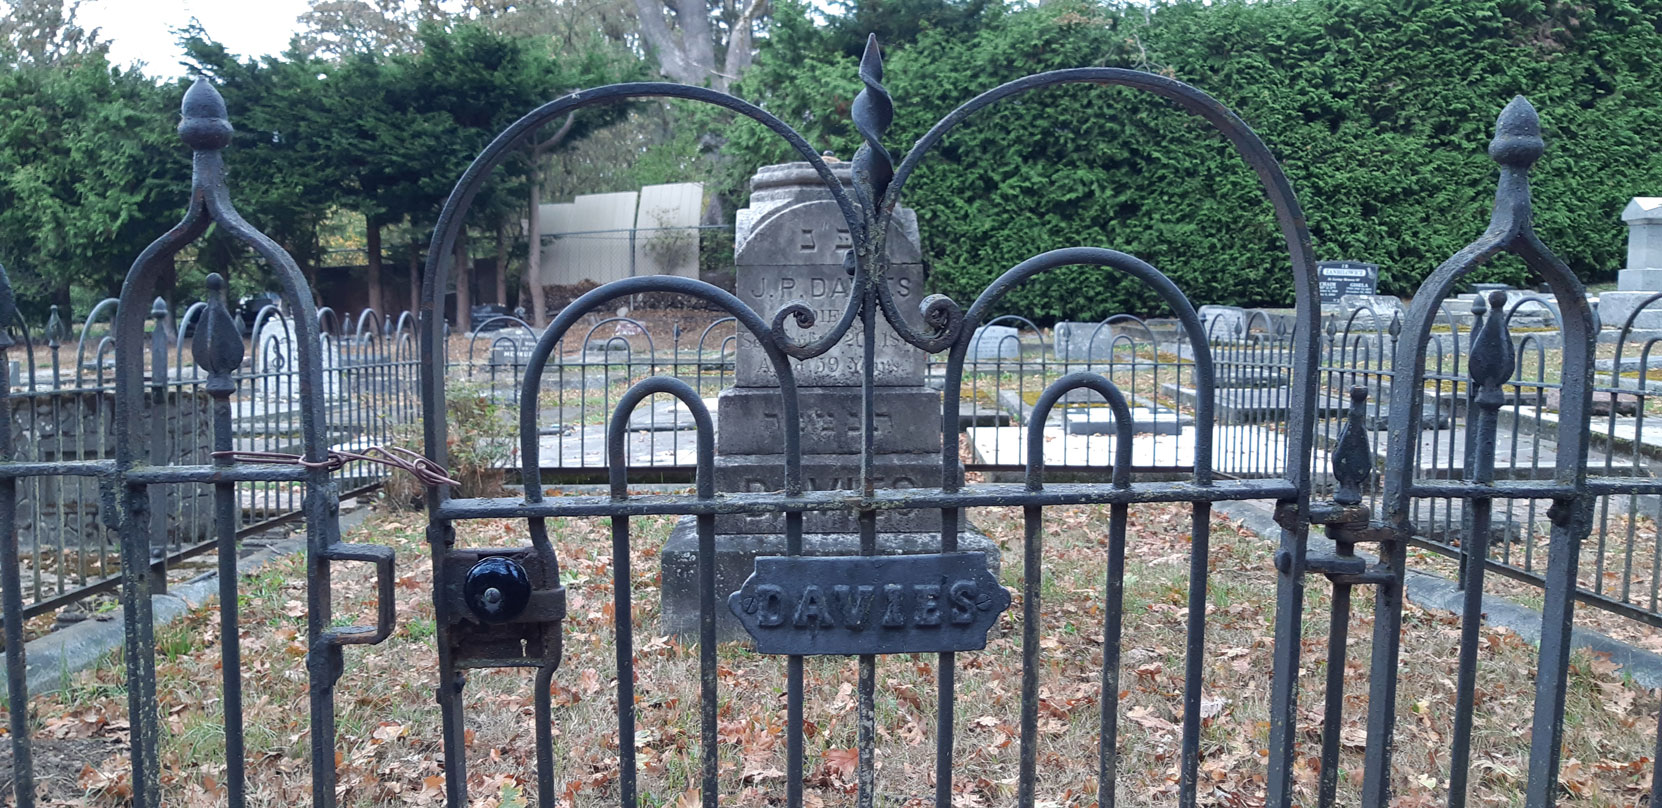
<box><xmin>713</xmin><ymin>453</ymin><xmax>950</xmax><ymax>533</ymax></box>
<box><xmin>1198</xmin><ymin>305</ymin><xmax>1248</xmax><ymax>340</ymax></box>
<box><xmin>1543</xmin><ymin>387</ymin><xmax>1641</xmax><ymax>416</ymax></box>
<box><xmin>1624</xmin><ymin>197</ymin><xmax>1662</xmax><ymax>276</ymax></box>
<box><xmin>1618</xmin><ymin>268</ymin><xmax>1662</xmax><ymax>292</ymax></box>
<box><xmin>1053</xmin><ymin>321</ymin><xmax>1120</xmax><ymax>361</ymax></box>
<box><xmin>1599</xmin><ymin>291</ymin><xmax>1662</xmax><ymax>331</ymax></box>
<box><xmin>736</xmin><ymin>163</ymin><xmax>921</xmax><ymax>263</ymax></box>
<box><xmin>1062</xmin><ymin>406</ymin><xmax>1192</xmax><ymax>436</ymax></box>
<box><xmin>1213</xmin><ymin>365</ymin><xmax>1289</xmax><ymax>389</ymax></box>
<box><xmin>660</xmin><ymin>519</ymin><xmax>1000</xmax><ymax>641</ymax></box>
<box><xmin>716</xmin><ymin>386</ymin><xmax>941</xmax><ymax>455</ymax></box>
<box><xmin>734</xmin><ymin>263</ymin><xmax>927</xmax><ymax>387</ymax></box>
<box><xmin>733</xmin><ymin>161</ymin><xmax>926</xmax><ymax>388</ymax></box>
<box><xmin>967</xmin><ymin>325</ymin><xmax>1021</xmax><ymax>362</ymax></box>
<box><xmin>1328</xmin><ymin>295</ymin><xmax>1404</xmax><ymax>330</ymax></box>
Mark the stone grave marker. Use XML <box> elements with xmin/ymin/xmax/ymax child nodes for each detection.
<box><xmin>1316</xmin><ymin>261</ymin><xmax>1379</xmax><ymax>306</ymax></box>
<box><xmin>1599</xmin><ymin>198</ymin><xmax>1662</xmax><ymax>332</ymax></box>
<box><xmin>967</xmin><ymin>324</ymin><xmax>1021</xmax><ymax>361</ymax></box>
<box><xmin>661</xmin><ymin>161</ymin><xmax>998</xmax><ymax>640</ymax></box>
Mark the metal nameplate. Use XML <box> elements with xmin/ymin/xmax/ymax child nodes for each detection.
<box><xmin>727</xmin><ymin>552</ymin><xmax>1011</xmax><ymax>655</ymax></box>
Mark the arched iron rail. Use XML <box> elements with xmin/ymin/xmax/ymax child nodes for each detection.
<box><xmin>1376</xmin><ymin>97</ymin><xmax>1597</xmax><ymax>808</ymax></box>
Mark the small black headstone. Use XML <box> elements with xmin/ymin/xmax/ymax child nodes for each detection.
<box><xmin>1317</xmin><ymin>261</ymin><xmax>1379</xmax><ymax>305</ymax></box>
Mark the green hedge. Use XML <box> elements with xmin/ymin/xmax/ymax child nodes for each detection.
<box><xmin>726</xmin><ymin>0</ymin><xmax>1662</xmax><ymax>321</ymax></box>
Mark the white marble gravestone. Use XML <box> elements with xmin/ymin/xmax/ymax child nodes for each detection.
<box><xmin>1599</xmin><ymin>198</ymin><xmax>1662</xmax><ymax>331</ymax></box>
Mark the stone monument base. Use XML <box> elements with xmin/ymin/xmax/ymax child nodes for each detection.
<box><xmin>660</xmin><ymin>518</ymin><xmax>1002</xmax><ymax>642</ymax></box>
<box><xmin>1600</xmin><ymin>291</ymin><xmax>1662</xmax><ymax>331</ymax></box>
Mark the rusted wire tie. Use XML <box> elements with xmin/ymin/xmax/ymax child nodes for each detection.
<box><xmin>210</xmin><ymin>446</ymin><xmax>462</xmax><ymax>488</ymax></box>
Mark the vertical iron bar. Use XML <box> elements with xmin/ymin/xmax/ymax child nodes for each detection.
<box><xmin>1316</xmin><ymin>580</ymin><xmax>1350</xmax><ymax>808</ymax></box>
<box><xmin>1097</xmin><ymin>502</ymin><xmax>1128</xmax><ymax>808</ymax></box>
<box><xmin>612</xmin><ymin>515</ymin><xmax>637</xmax><ymax>808</ymax></box>
<box><xmin>1017</xmin><ymin>504</ymin><xmax>1040</xmax><ymax>808</ymax></box>
<box><xmin>0</xmin><ymin>313</ymin><xmax>33</xmax><ymax>808</ymax></box>
<box><xmin>1177</xmin><ymin>503</ymin><xmax>1210</xmax><ymax>808</ymax></box>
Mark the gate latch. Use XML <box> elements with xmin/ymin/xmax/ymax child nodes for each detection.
<box><xmin>1274</xmin><ymin>386</ymin><xmax>1397</xmax><ymax>586</ymax></box>
<box><xmin>443</xmin><ymin>547</ymin><xmax>565</xmax><ymax>668</ymax></box>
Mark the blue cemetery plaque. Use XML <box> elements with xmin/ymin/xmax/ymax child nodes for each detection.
<box><xmin>728</xmin><ymin>552</ymin><xmax>1012</xmax><ymax>655</ymax></box>
<box><xmin>1317</xmin><ymin>261</ymin><xmax>1380</xmax><ymax>305</ymax></box>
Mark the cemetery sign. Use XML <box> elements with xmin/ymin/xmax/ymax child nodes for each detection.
<box><xmin>728</xmin><ymin>552</ymin><xmax>1011</xmax><ymax>655</ymax></box>
<box><xmin>1316</xmin><ymin>260</ymin><xmax>1379</xmax><ymax>304</ymax></box>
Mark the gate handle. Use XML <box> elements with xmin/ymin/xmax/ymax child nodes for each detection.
<box><xmin>320</xmin><ymin>541</ymin><xmax>397</xmax><ymax>646</ymax></box>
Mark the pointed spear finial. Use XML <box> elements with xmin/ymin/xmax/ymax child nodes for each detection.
<box><xmin>1468</xmin><ymin>290</ymin><xmax>1516</xmax><ymax>407</ymax></box>
<box><xmin>1488</xmin><ymin>95</ymin><xmax>1543</xmax><ymax>171</ymax></box>
<box><xmin>193</xmin><ymin>273</ymin><xmax>245</xmax><ymax>388</ymax></box>
<box><xmin>178</xmin><ymin>78</ymin><xmax>233</xmax><ymax>152</ymax></box>
<box><xmin>1331</xmin><ymin>386</ymin><xmax>1373</xmax><ymax>506</ymax></box>
<box><xmin>44</xmin><ymin>305</ymin><xmax>65</xmax><ymax>348</ymax></box>
<box><xmin>851</xmin><ymin>34</ymin><xmax>894</xmax><ymax>209</ymax></box>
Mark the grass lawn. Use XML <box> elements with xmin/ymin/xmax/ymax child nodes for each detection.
<box><xmin>11</xmin><ymin>495</ymin><xmax>1662</xmax><ymax>807</ymax></box>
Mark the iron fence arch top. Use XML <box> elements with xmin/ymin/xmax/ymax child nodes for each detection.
<box><xmin>1374</xmin><ymin>96</ymin><xmax>1597</xmax><ymax>808</ymax></box>
<box><xmin>512</xmin><ymin>274</ymin><xmax>804</xmax><ymax>501</ymax></box>
<box><xmin>104</xmin><ymin>78</ymin><xmax>395</xmax><ymax>808</ymax></box>
<box><xmin>419</xmin><ymin>85</ymin><xmax>862</xmax><ymax>459</ymax></box>
<box><xmin>72</xmin><ymin>297</ymin><xmax>119</xmax><ymax>383</ymax></box>
<box><xmin>945</xmin><ymin>246</ymin><xmax>1218</xmax><ymax>486</ymax></box>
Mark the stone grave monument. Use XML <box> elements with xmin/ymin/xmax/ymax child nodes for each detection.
<box><xmin>1599</xmin><ymin>197</ymin><xmax>1662</xmax><ymax>332</ymax></box>
<box><xmin>1316</xmin><ymin>260</ymin><xmax>1404</xmax><ymax>329</ymax></box>
<box><xmin>661</xmin><ymin>160</ymin><xmax>998</xmax><ymax>639</ymax></box>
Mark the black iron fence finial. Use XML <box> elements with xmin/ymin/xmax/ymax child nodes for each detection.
<box><xmin>1331</xmin><ymin>386</ymin><xmax>1372</xmax><ymax>505</ymax></box>
<box><xmin>44</xmin><ymin>305</ymin><xmax>64</xmax><ymax>348</ymax></box>
<box><xmin>1469</xmin><ymin>289</ymin><xmax>1516</xmax><ymax>407</ymax></box>
<box><xmin>178</xmin><ymin>78</ymin><xmax>233</xmax><ymax>153</ymax></box>
<box><xmin>1490</xmin><ymin>95</ymin><xmax>1545</xmax><ymax>171</ymax></box>
<box><xmin>193</xmin><ymin>273</ymin><xmax>244</xmax><ymax>390</ymax></box>
<box><xmin>852</xmin><ymin>34</ymin><xmax>894</xmax><ymax>215</ymax></box>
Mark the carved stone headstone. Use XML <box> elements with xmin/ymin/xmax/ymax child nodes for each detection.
<box><xmin>661</xmin><ymin>161</ymin><xmax>998</xmax><ymax>639</ymax></box>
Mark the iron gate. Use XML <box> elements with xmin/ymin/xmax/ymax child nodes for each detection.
<box><xmin>416</xmin><ymin>38</ymin><xmax>1599</xmax><ymax>808</ymax></box>
<box><xmin>0</xmin><ymin>36</ymin><xmax>1620</xmax><ymax>808</ymax></box>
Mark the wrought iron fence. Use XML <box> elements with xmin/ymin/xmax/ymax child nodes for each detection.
<box><xmin>0</xmin><ymin>46</ymin><xmax>1652</xmax><ymax>808</ymax></box>
<box><xmin>478</xmin><ymin>290</ymin><xmax>1662</xmax><ymax>630</ymax></box>
<box><xmin>0</xmin><ymin>298</ymin><xmax>420</xmax><ymax>618</ymax></box>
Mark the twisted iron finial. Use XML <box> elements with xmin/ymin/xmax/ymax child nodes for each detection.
<box><xmin>178</xmin><ymin>78</ymin><xmax>233</xmax><ymax>152</ymax></box>
<box><xmin>1468</xmin><ymin>290</ymin><xmax>1515</xmax><ymax>407</ymax></box>
<box><xmin>851</xmin><ymin>34</ymin><xmax>894</xmax><ymax>212</ymax></box>
<box><xmin>192</xmin><ymin>273</ymin><xmax>245</xmax><ymax>388</ymax></box>
<box><xmin>1331</xmin><ymin>386</ymin><xmax>1373</xmax><ymax>505</ymax></box>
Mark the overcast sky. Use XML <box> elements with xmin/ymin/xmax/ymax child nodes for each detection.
<box><xmin>80</xmin><ymin>0</ymin><xmax>312</xmax><ymax>76</ymax></box>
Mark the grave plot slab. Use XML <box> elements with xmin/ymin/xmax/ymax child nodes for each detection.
<box><xmin>1160</xmin><ymin>383</ymin><xmax>1449</xmax><ymax>429</ymax></box>
<box><xmin>1062</xmin><ymin>406</ymin><xmax>1193</xmax><ymax>436</ymax></box>
<box><xmin>965</xmin><ymin>423</ymin><xmax>1288</xmax><ymax>474</ymax></box>
<box><xmin>625</xmin><ymin>396</ymin><xmax>720</xmax><ymax>432</ymax></box>
<box><xmin>537</xmin><ymin>426</ymin><xmax>702</xmax><ymax>468</ymax></box>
